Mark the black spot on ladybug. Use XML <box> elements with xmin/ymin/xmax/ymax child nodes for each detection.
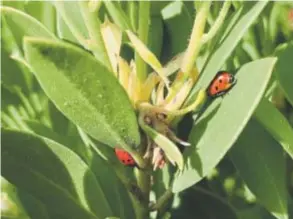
<box><xmin>127</xmin><ymin>159</ymin><xmax>131</xmax><ymax>162</ymax></box>
<box><xmin>206</xmin><ymin>71</ymin><xmax>237</xmax><ymax>98</ymax></box>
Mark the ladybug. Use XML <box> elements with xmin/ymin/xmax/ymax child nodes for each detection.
<box><xmin>115</xmin><ymin>148</ymin><xmax>136</xmax><ymax>166</ymax></box>
<box><xmin>207</xmin><ymin>71</ymin><xmax>237</xmax><ymax>98</ymax></box>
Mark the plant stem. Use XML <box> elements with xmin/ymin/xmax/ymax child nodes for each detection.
<box><xmin>201</xmin><ymin>1</ymin><xmax>231</xmax><ymax>44</ymax></box>
<box><xmin>128</xmin><ymin>1</ymin><xmax>138</xmax><ymax>31</ymax></box>
<box><xmin>79</xmin><ymin>1</ymin><xmax>112</xmax><ymax>70</ymax></box>
<box><xmin>135</xmin><ymin>1</ymin><xmax>150</xmax><ymax>83</ymax></box>
<box><xmin>181</xmin><ymin>1</ymin><xmax>211</xmax><ymax>76</ymax></box>
<box><xmin>135</xmin><ymin>168</ymin><xmax>151</xmax><ymax>219</ymax></box>
<box><xmin>164</xmin><ymin>2</ymin><xmax>210</xmax><ymax>106</ymax></box>
<box><xmin>104</xmin><ymin>1</ymin><xmax>132</xmax><ymax>31</ymax></box>
<box><xmin>150</xmin><ymin>189</ymin><xmax>173</xmax><ymax>211</ymax></box>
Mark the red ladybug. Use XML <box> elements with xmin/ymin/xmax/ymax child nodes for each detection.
<box><xmin>115</xmin><ymin>148</ymin><xmax>136</xmax><ymax>166</ymax></box>
<box><xmin>207</xmin><ymin>71</ymin><xmax>237</xmax><ymax>98</ymax></box>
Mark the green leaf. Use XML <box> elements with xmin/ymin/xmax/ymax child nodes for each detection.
<box><xmin>89</xmin><ymin>150</ymin><xmax>135</xmax><ymax>219</ymax></box>
<box><xmin>24</xmin><ymin>1</ymin><xmax>56</xmax><ymax>34</ymax></box>
<box><xmin>172</xmin><ymin>58</ymin><xmax>277</xmax><ymax>193</ymax></box>
<box><xmin>148</xmin><ymin>16</ymin><xmax>163</xmax><ymax>59</ymax></box>
<box><xmin>161</xmin><ymin>1</ymin><xmax>192</xmax><ymax>59</ymax></box>
<box><xmin>187</xmin><ymin>1</ymin><xmax>268</xmax><ymax>101</ymax></box>
<box><xmin>0</xmin><ymin>6</ymin><xmax>55</xmax><ymax>52</ymax></box>
<box><xmin>254</xmin><ymin>98</ymin><xmax>293</xmax><ymax>159</ymax></box>
<box><xmin>24</xmin><ymin>120</ymin><xmax>90</xmax><ymax>162</ymax></box>
<box><xmin>1</xmin><ymin>14</ymin><xmax>33</xmax><ymax>93</ymax></box>
<box><xmin>274</xmin><ymin>42</ymin><xmax>293</xmax><ymax>106</ymax></box>
<box><xmin>171</xmin><ymin>187</ymin><xmax>238</xmax><ymax>219</ymax></box>
<box><xmin>2</xmin><ymin>128</ymin><xmax>113</xmax><ymax>219</ymax></box>
<box><xmin>230</xmin><ymin>119</ymin><xmax>288</xmax><ymax>219</ymax></box>
<box><xmin>56</xmin><ymin>12</ymin><xmax>78</xmax><ymax>43</ymax></box>
<box><xmin>23</xmin><ymin>37</ymin><xmax>140</xmax><ymax>150</ymax></box>
<box><xmin>53</xmin><ymin>1</ymin><xmax>89</xmax><ymax>42</ymax></box>
<box><xmin>48</xmin><ymin>100</ymin><xmax>70</xmax><ymax>136</ymax></box>
<box><xmin>1</xmin><ymin>177</ymin><xmax>50</xmax><ymax>219</ymax></box>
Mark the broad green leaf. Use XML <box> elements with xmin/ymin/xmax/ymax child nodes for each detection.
<box><xmin>89</xmin><ymin>149</ymin><xmax>135</xmax><ymax>219</ymax></box>
<box><xmin>254</xmin><ymin>98</ymin><xmax>293</xmax><ymax>159</ymax></box>
<box><xmin>56</xmin><ymin>12</ymin><xmax>78</xmax><ymax>43</ymax></box>
<box><xmin>48</xmin><ymin>100</ymin><xmax>70</xmax><ymax>136</ymax></box>
<box><xmin>2</xmin><ymin>128</ymin><xmax>113</xmax><ymax>219</ymax></box>
<box><xmin>153</xmin><ymin>166</ymin><xmax>172</xmax><ymax>198</ymax></box>
<box><xmin>1</xmin><ymin>46</ymin><xmax>29</xmax><ymax>93</ymax></box>
<box><xmin>274</xmin><ymin>42</ymin><xmax>293</xmax><ymax>106</ymax></box>
<box><xmin>27</xmin><ymin>122</ymin><xmax>135</xmax><ymax>219</ymax></box>
<box><xmin>24</xmin><ymin>120</ymin><xmax>90</xmax><ymax>162</ymax></box>
<box><xmin>172</xmin><ymin>58</ymin><xmax>277</xmax><ymax>193</ymax></box>
<box><xmin>24</xmin><ymin>1</ymin><xmax>56</xmax><ymax>34</ymax></box>
<box><xmin>187</xmin><ymin>1</ymin><xmax>268</xmax><ymax>102</ymax></box>
<box><xmin>53</xmin><ymin>1</ymin><xmax>89</xmax><ymax>42</ymax></box>
<box><xmin>230</xmin><ymin>119</ymin><xmax>288</xmax><ymax>219</ymax></box>
<box><xmin>161</xmin><ymin>1</ymin><xmax>192</xmax><ymax>59</ymax></box>
<box><xmin>0</xmin><ymin>6</ymin><xmax>55</xmax><ymax>52</ymax></box>
<box><xmin>171</xmin><ymin>187</ymin><xmax>238</xmax><ymax>219</ymax></box>
<box><xmin>1</xmin><ymin>14</ymin><xmax>33</xmax><ymax>93</ymax></box>
<box><xmin>150</xmin><ymin>2</ymin><xmax>170</xmax><ymax>16</ymax></box>
<box><xmin>237</xmin><ymin>206</ymin><xmax>272</xmax><ymax>219</ymax></box>
<box><xmin>140</xmin><ymin>121</ymin><xmax>184</xmax><ymax>170</ymax></box>
<box><xmin>148</xmin><ymin>16</ymin><xmax>163</xmax><ymax>59</ymax></box>
<box><xmin>24</xmin><ymin>38</ymin><xmax>140</xmax><ymax>150</ymax></box>
<box><xmin>1</xmin><ymin>177</ymin><xmax>50</xmax><ymax>219</ymax></box>
<box><xmin>1</xmin><ymin>1</ymin><xmax>26</xmax><ymax>11</ymax></box>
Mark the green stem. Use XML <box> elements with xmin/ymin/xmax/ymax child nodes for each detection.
<box><xmin>128</xmin><ymin>1</ymin><xmax>138</xmax><ymax>31</ymax></box>
<box><xmin>165</xmin><ymin>2</ymin><xmax>210</xmax><ymax>105</ymax></box>
<box><xmin>180</xmin><ymin>1</ymin><xmax>211</xmax><ymax>76</ymax></box>
<box><xmin>104</xmin><ymin>1</ymin><xmax>132</xmax><ymax>31</ymax></box>
<box><xmin>150</xmin><ymin>189</ymin><xmax>173</xmax><ymax>211</ymax></box>
<box><xmin>134</xmin><ymin>168</ymin><xmax>151</xmax><ymax>219</ymax></box>
<box><xmin>135</xmin><ymin>1</ymin><xmax>151</xmax><ymax>83</ymax></box>
<box><xmin>79</xmin><ymin>1</ymin><xmax>112</xmax><ymax>70</ymax></box>
<box><xmin>201</xmin><ymin>1</ymin><xmax>231</xmax><ymax>44</ymax></box>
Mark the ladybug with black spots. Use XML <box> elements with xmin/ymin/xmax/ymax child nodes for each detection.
<box><xmin>115</xmin><ymin>148</ymin><xmax>136</xmax><ymax>166</ymax></box>
<box><xmin>207</xmin><ymin>71</ymin><xmax>237</xmax><ymax>98</ymax></box>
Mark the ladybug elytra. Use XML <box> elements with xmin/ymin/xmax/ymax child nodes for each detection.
<box><xmin>207</xmin><ymin>71</ymin><xmax>237</xmax><ymax>98</ymax></box>
<box><xmin>115</xmin><ymin>148</ymin><xmax>136</xmax><ymax>166</ymax></box>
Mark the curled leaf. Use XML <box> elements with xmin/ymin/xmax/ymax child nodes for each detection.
<box><xmin>101</xmin><ymin>20</ymin><xmax>122</xmax><ymax>74</ymax></box>
<box><xmin>126</xmin><ymin>30</ymin><xmax>170</xmax><ymax>87</ymax></box>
